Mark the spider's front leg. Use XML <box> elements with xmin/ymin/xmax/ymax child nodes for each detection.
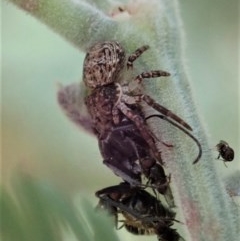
<box><xmin>133</xmin><ymin>70</ymin><xmax>192</xmax><ymax>131</ymax></box>
<box><xmin>142</xmin><ymin>94</ymin><xmax>192</xmax><ymax>131</ymax></box>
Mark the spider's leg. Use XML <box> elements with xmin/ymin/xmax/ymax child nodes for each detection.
<box><xmin>142</xmin><ymin>94</ymin><xmax>192</xmax><ymax>131</ymax></box>
<box><xmin>116</xmin><ymin>101</ymin><xmax>163</xmax><ymax>165</ymax></box>
<box><xmin>115</xmin><ymin>85</ymin><xmax>174</xmax><ymax>147</ymax></box>
<box><xmin>115</xmin><ymin>83</ymin><xmax>139</xmax><ymax>105</ymax></box>
<box><xmin>127</xmin><ymin>45</ymin><xmax>150</xmax><ymax>69</ymax></box>
<box><xmin>132</xmin><ymin>70</ymin><xmax>191</xmax><ymax>130</ymax></box>
<box><xmin>134</xmin><ymin>70</ymin><xmax>170</xmax><ymax>84</ymax></box>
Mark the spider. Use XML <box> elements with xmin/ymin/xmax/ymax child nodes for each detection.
<box><xmin>84</xmin><ymin>41</ymin><xmax>202</xmax><ymax>165</ymax></box>
<box><xmin>216</xmin><ymin>140</ymin><xmax>234</xmax><ymax>164</ymax></box>
<box><xmin>96</xmin><ymin>182</ymin><xmax>185</xmax><ymax>241</ymax></box>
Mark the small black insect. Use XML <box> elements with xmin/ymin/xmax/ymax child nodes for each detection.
<box><xmin>96</xmin><ymin>182</ymin><xmax>185</xmax><ymax>241</ymax></box>
<box><xmin>216</xmin><ymin>140</ymin><xmax>234</xmax><ymax>163</ymax></box>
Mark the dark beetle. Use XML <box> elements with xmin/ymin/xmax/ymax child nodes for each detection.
<box><xmin>96</xmin><ymin>182</ymin><xmax>185</xmax><ymax>241</ymax></box>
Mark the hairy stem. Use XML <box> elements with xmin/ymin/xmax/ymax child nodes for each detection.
<box><xmin>7</xmin><ymin>0</ymin><xmax>117</xmax><ymax>50</ymax></box>
<box><xmin>7</xmin><ymin>0</ymin><xmax>240</xmax><ymax>240</ymax></box>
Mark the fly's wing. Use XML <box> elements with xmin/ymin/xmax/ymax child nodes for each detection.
<box><xmin>57</xmin><ymin>82</ymin><xmax>94</xmax><ymax>135</ymax></box>
<box><xmin>99</xmin><ymin>121</ymin><xmax>147</xmax><ymax>186</ymax></box>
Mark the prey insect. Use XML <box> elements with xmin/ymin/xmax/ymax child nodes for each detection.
<box><xmin>216</xmin><ymin>140</ymin><xmax>234</xmax><ymax>165</ymax></box>
<box><xmin>96</xmin><ymin>182</ymin><xmax>185</xmax><ymax>241</ymax></box>
<box><xmin>84</xmin><ymin>41</ymin><xmax>202</xmax><ymax>166</ymax></box>
<box><xmin>100</xmin><ymin>111</ymin><xmax>175</xmax><ymax>207</ymax></box>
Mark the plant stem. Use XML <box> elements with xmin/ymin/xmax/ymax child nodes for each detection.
<box><xmin>7</xmin><ymin>0</ymin><xmax>117</xmax><ymax>50</ymax></box>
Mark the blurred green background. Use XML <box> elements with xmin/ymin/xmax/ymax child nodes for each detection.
<box><xmin>1</xmin><ymin>0</ymin><xmax>239</xmax><ymax>240</ymax></box>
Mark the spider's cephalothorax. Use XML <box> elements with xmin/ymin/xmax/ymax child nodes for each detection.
<box><xmin>84</xmin><ymin>41</ymin><xmax>202</xmax><ymax>166</ymax></box>
<box><xmin>96</xmin><ymin>183</ymin><xmax>185</xmax><ymax>241</ymax></box>
<box><xmin>216</xmin><ymin>140</ymin><xmax>234</xmax><ymax>163</ymax></box>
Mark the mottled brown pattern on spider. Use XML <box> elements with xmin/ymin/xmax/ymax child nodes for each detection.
<box><xmin>83</xmin><ymin>41</ymin><xmax>126</xmax><ymax>89</ymax></box>
<box><xmin>84</xmin><ymin>41</ymin><xmax>202</xmax><ymax>165</ymax></box>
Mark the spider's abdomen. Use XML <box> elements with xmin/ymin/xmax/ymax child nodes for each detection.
<box><xmin>83</xmin><ymin>41</ymin><xmax>126</xmax><ymax>89</ymax></box>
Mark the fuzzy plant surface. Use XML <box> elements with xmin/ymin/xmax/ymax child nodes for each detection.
<box><xmin>7</xmin><ymin>0</ymin><xmax>240</xmax><ymax>241</ymax></box>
